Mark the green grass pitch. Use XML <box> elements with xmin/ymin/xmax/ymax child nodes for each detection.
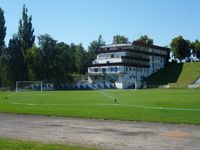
<box><xmin>0</xmin><ymin>89</ymin><xmax>200</xmax><ymax>124</ymax></box>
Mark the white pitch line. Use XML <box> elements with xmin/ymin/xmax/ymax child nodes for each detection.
<box><xmin>6</xmin><ymin>91</ymin><xmax>17</xmax><ymax>98</ymax></box>
<box><xmin>6</xmin><ymin>100</ymin><xmax>200</xmax><ymax>111</ymax></box>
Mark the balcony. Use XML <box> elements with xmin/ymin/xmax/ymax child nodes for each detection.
<box><xmin>92</xmin><ymin>57</ymin><xmax>122</xmax><ymax>65</ymax></box>
<box><xmin>88</xmin><ymin>66</ymin><xmax>124</xmax><ymax>74</ymax></box>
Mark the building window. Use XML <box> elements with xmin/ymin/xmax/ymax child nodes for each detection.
<box><xmin>152</xmin><ymin>56</ymin><xmax>154</xmax><ymax>61</ymax></box>
<box><xmin>111</xmin><ymin>67</ymin><xmax>117</xmax><ymax>72</ymax></box>
<box><xmin>94</xmin><ymin>68</ymin><xmax>98</xmax><ymax>72</ymax></box>
<box><xmin>102</xmin><ymin>68</ymin><xmax>106</xmax><ymax>73</ymax></box>
<box><xmin>111</xmin><ymin>54</ymin><xmax>114</xmax><ymax>58</ymax></box>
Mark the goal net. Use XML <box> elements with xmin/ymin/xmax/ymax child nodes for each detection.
<box><xmin>16</xmin><ymin>81</ymin><xmax>43</xmax><ymax>92</ymax></box>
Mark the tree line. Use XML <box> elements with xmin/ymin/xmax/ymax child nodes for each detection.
<box><xmin>0</xmin><ymin>5</ymin><xmax>200</xmax><ymax>88</ymax></box>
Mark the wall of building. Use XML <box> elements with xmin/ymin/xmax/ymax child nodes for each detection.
<box><xmin>88</xmin><ymin>44</ymin><xmax>169</xmax><ymax>89</ymax></box>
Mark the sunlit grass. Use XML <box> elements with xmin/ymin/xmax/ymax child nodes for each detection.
<box><xmin>0</xmin><ymin>89</ymin><xmax>200</xmax><ymax>124</ymax></box>
<box><xmin>0</xmin><ymin>138</ymin><xmax>101</xmax><ymax>150</ymax></box>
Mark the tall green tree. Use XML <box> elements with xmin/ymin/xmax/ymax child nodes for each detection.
<box><xmin>38</xmin><ymin>34</ymin><xmax>65</xmax><ymax>84</ymax></box>
<box><xmin>18</xmin><ymin>4</ymin><xmax>35</xmax><ymax>54</ymax></box>
<box><xmin>75</xmin><ymin>44</ymin><xmax>85</xmax><ymax>74</ymax></box>
<box><xmin>67</xmin><ymin>43</ymin><xmax>77</xmax><ymax>73</ymax></box>
<box><xmin>97</xmin><ymin>35</ymin><xmax>106</xmax><ymax>47</ymax></box>
<box><xmin>25</xmin><ymin>45</ymin><xmax>41</xmax><ymax>80</ymax></box>
<box><xmin>6</xmin><ymin>35</ymin><xmax>27</xmax><ymax>88</ymax></box>
<box><xmin>135</xmin><ymin>35</ymin><xmax>154</xmax><ymax>45</ymax></box>
<box><xmin>17</xmin><ymin>5</ymin><xmax>35</xmax><ymax>81</ymax></box>
<box><xmin>56</xmin><ymin>42</ymin><xmax>70</xmax><ymax>74</ymax></box>
<box><xmin>170</xmin><ymin>36</ymin><xmax>190</xmax><ymax>62</ymax></box>
<box><xmin>87</xmin><ymin>35</ymin><xmax>105</xmax><ymax>65</ymax></box>
<box><xmin>0</xmin><ymin>7</ymin><xmax>6</xmax><ymax>86</ymax></box>
<box><xmin>112</xmin><ymin>35</ymin><xmax>129</xmax><ymax>44</ymax></box>
<box><xmin>0</xmin><ymin>7</ymin><xmax>6</xmax><ymax>54</ymax></box>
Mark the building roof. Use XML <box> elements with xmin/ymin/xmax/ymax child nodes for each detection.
<box><xmin>100</xmin><ymin>42</ymin><xmax>170</xmax><ymax>52</ymax></box>
<box><xmin>100</xmin><ymin>43</ymin><xmax>132</xmax><ymax>49</ymax></box>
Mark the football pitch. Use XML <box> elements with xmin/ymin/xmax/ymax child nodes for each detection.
<box><xmin>0</xmin><ymin>89</ymin><xmax>200</xmax><ymax>124</ymax></box>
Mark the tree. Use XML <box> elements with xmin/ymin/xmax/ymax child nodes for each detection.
<box><xmin>56</xmin><ymin>42</ymin><xmax>69</xmax><ymax>72</ymax></box>
<box><xmin>135</xmin><ymin>35</ymin><xmax>153</xmax><ymax>45</ymax></box>
<box><xmin>87</xmin><ymin>35</ymin><xmax>105</xmax><ymax>65</ymax></box>
<box><xmin>97</xmin><ymin>35</ymin><xmax>106</xmax><ymax>47</ymax></box>
<box><xmin>75</xmin><ymin>44</ymin><xmax>85</xmax><ymax>74</ymax></box>
<box><xmin>18</xmin><ymin>4</ymin><xmax>35</xmax><ymax>55</ymax></box>
<box><xmin>6</xmin><ymin>35</ymin><xmax>27</xmax><ymax>88</ymax></box>
<box><xmin>68</xmin><ymin>43</ymin><xmax>77</xmax><ymax>73</ymax></box>
<box><xmin>38</xmin><ymin>34</ymin><xmax>65</xmax><ymax>84</ymax></box>
<box><xmin>17</xmin><ymin>5</ymin><xmax>35</xmax><ymax>81</ymax></box>
<box><xmin>191</xmin><ymin>40</ymin><xmax>200</xmax><ymax>59</ymax></box>
<box><xmin>170</xmin><ymin>36</ymin><xmax>190</xmax><ymax>62</ymax></box>
<box><xmin>0</xmin><ymin>7</ymin><xmax>6</xmax><ymax>54</ymax></box>
<box><xmin>0</xmin><ymin>7</ymin><xmax>6</xmax><ymax>86</ymax></box>
<box><xmin>112</xmin><ymin>35</ymin><xmax>129</xmax><ymax>44</ymax></box>
<box><xmin>0</xmin><ymin>50</ymin><xmax>10</xmax><ymax>86</ymax></box>
<box><xmin>25</xmin><ymin>45</ymin><xmax>41</xmax><ymax>80</ymax></box>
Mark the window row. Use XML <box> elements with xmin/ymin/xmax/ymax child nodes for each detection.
<box><xmin>125</xmin><ymin>52</ymin><xmax>149</xmax><ymax>59</ymax></box>
<box><xmin>125</xmin><ymin>67</ymin><xmax>149</xmax><ymax>73</ymax></box>
<box><xmin>123</xmin><ymin>59</ymin><xmax>149</xmax><ymax>66</ymax></box>
<box><xmin>152</xmin><ymin>63</ymin><xmax>163</xmax><ymax>68</ymax></box>
<box><xmin>152</xmin><ymin>56</ymin><xmax>164</xmax><ymax>62</ymax></box>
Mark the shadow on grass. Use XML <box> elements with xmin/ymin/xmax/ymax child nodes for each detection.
<box><xmin>146</xmin><ymin>63</ymin><xmax>183</xmax><ymax>88</ymax></box>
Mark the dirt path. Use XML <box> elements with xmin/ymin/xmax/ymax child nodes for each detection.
<box><xmin>0</xmin><ymin>113</ymin><xmax>200</xmax><ymax>150</ymax></box>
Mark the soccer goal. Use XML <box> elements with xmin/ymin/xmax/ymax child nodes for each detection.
<box><xmin>16</xmin><ymin>81</ymin><xmax>43</xmax><ymax>92</ymax></box>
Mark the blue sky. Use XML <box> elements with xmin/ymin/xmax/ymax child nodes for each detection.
<box><xmin>0</xmin><ymin>0</ymin><xmax>200</xmax><ymax>48</ymax></box>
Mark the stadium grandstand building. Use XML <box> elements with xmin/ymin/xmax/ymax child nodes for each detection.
<box><xmin>88</xmin><ymin>41</ymin><xmax>170</xmax><ymax>89</ymax></box>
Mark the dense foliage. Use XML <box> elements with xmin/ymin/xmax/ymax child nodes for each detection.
<box><xmin>0</xmin><ymin>7</ymin><xmax>6</xmax><ymax>86</ymax></box>
<box><xmin>170</xmin><ymin>36</ymin><xmax>190</xmax><ymax>62</ymax></box>
<box><xmin>112</xmin><ymin>35</ymin><xmax>129</xmax><ymax>44</ymax></box>
<box><xmin>135</xmin><ymin>35</ymin><xmax>154</xmax><ymax>45</ymax></box>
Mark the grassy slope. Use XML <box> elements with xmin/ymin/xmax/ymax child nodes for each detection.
<box><xmin>146</xmin><ymin>62</ymin><xmax>200</xmax><ymax>88</ymax></box>
<box><xmin>0</xmin><ymin>138</ymin><xmax>100</xmax><ymax>150</ymax></box>
<box><xmin>0</xmin><ymin>89</ymin><xmax>200</xmax><ymax>124</ymax></box>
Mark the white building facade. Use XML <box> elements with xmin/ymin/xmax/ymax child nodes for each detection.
<box><xmin>88</xmin><ymin>41</ymin><xmax>170</xmax><ymax>89</ymax></box>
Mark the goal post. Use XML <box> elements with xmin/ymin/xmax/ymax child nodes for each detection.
<box><xmin>16</xmin><ymin>81</ymin><xmax>43</xmax><ymax>92</ymax></box>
